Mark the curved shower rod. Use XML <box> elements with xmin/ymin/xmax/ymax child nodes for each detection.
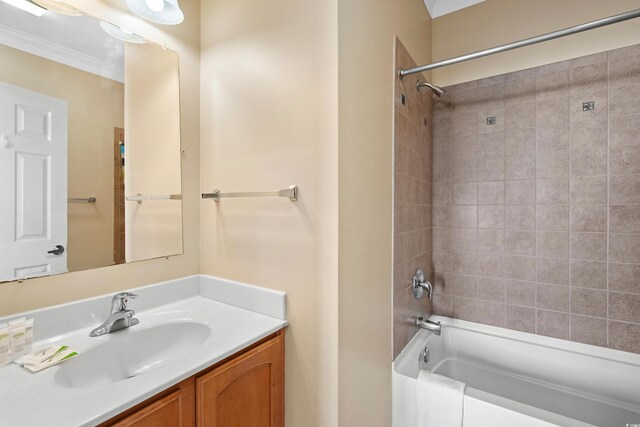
<box><xmin>399</xmin><ymin>8</ymin><xmax>640</xmax><ymax>78</ymax></box>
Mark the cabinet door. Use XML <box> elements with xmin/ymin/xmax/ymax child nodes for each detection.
<box><xmin>196</xmin><ymin>334</ymin><xmax>284</xmax><ymax>427</ymax></box>
<box><xmin>104</xmin><ymin>378</ymin><xmax>195</xmax><ymax>427</ymax></box>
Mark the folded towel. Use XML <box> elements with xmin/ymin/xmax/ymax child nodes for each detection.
<box><xmin>417</xmin><ymin>369</ymin><xmax>465</xmax><ymax>427</ymax></box>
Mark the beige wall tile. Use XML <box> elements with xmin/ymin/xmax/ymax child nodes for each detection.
<box><xmin>477</xmin><ymin>229</ymin><xmax>505</xmax><ymax>253</ymax></box>
<box><xmin>506</xmin><ymin>180</ymin><xmax>535</xmax><ymax>205</ymax></box>
<box><xmin>536</xmin><ymin>257</ymin><xmax>570</xmax><ymax>285</ymax></box>
<box><xmin>570</xmin><ymin>176</ymin><xmax>607</xmax><ymax>204</ymax></box>
<box><xmin>477</xmin><ymin>253</ymin><xmax>505</xmax><ymax>278</ymax></box>
<box><xmin>505</xmin><ymin>127</ymin><xmax>535</xmax><ymax>155</ymax></box>
<box><xmin>506</xmin><ymin>305</ymin><xmax>535</xmax><ymax>333</ymax></box>
<box><xmin>477</xmin><ymin>277</ymin><xmax>506</xmax><ymax>302</ymax></box>
<box><xmin>505</xmin><ymin>205</ymin><xmax>535</xmax><ymax>230</ymax></box>
<box><xmin>609</xmin><ymin>292</ymin><xmax>640</xmax><ymax>324</ymax></box>
<box><xmin>453</xmin><ymin>182</ymin><xmax>478</xmax><ymax>205</ymax></box>
<box><xmin>608</xmin><ymin>262</ymin><xmax>640</xmax><ymax>294</ymax></box>
<box><xmin>478</xmin><ymin>155</ymin><xmax>505</xmax><ymax>181</ymax></box>
<box><xmin>432</xmin><ymin>293</ymin><xmax>453</xmax><ymax>317</ymax></box>
<box><xmin>610</xmin><ymin>115</ymin><xmax>640</xmax><ymax>147</ymax></box>
<box><xmin>537</xmin><ymin>178</ymin><xmax>569</xmax><ymax>204</ymax></box>
<box><xmin>571</xmin><ymin>232</ymin><xmax>607</xmax><ymax>261</ymax></box>
<box><xmin>571</xmin><ymin>205</ymin><xmax>607</xmax><ymax>232</ymax></box>
<box><xmin>537</xmin><ymin>232</ymin><xmax>569</xmax><ymax>258</ymax></box>
<box><xmin>571</xmin><ymin>260</ymin><xmax>607</xmax><ymax>290</ymax></box>
<box><xmin>609</xmin><ymin>233</ymin><xmax>640</xmax><ymax>263</ymax></box>
<box><xmin>571</xmin><ymin>315</ymin><xmax>607</xmax><ymax>347</ymax></box>
<box><xmin>478</xmin><ymin>205</ymin><xmax>505</xmax><ymax>229</ymax></box>
<box><xmin>537</xmin><ymin>150</ymin><xmax>570</xmax><ymax>178</ymax></box>
<box><xmin>608</xmin><ymin>54</ymin><xmax>640</xmax><ymax>88</ymax></box>
<box><xmin>452</xmin><ymin>205</ymin><xmax>477</xmax><ymax>228</ymax></box>
<box><xmin>537</xmin><ymin>205</ymin><xmax>570</xmax><ymax>231</ymax></box>
<box><xmin>506</xmin><ymin>78</ymin><xmax>536</xmax><ymax>106</ymax></box>
<box><xmin>505</xmin><ymin>230</ymin><xmax>536</xmax><ymax>256</ymax></box>
<box><xmin>571</xmin><ymin>120</ymin><xmax>607</xmax><ymax>150</ymax></box>
<box><xmin>536</xmin><ymin>69</ymin><xmax>570</xmax><ymax>101</ymax></box>
<box><xmin>610</xmin><ymin>146</ymin><xmax>640</xmax><ymax>175</ymax></box>
<box><xmin>609</xmin><ymin>321</ymin><xmax>640</xmax><ymax>354</ymax></box>
<box><xmin>610</xmin><ymin>85</ymin><xmax>640</xmax><ymax>118</ymax></box>
<box><xmin>537</xmin><ymin>310</ymin><xmax>570</xmax><ymax>339</ymax></box>
<box><xmin>571</xmin><ymin>288</ymin><xmax>607</xmax><ymax>318</ymax></box>
<box><xmin>506</xmin><ymin>255</ymin><xmax>536</xmax><ymax>281</ymax></box>
<box><xmin>571</xmin><ymin>61</ymin><xmax>607</xmax><ymax>95</ymax></box>
<box><xmin>610</xmin><ymin>175</ymin><xmax>640</xmax><ymax>204</ymax></box>
<box><xmin>536</xmin><ymin>98</ymin><xmax>570</xmax><ymax>150</ymax></box>
<box><xmin>477</xmin><ymin>301</ymin><xmax>506</xmax><ymax>327</ymax></box>
<box><xmin>506</xmin><ymin>280</ymin><xmax>536</xmax><ymax>307</ymax></box>
<box><xmin>452</xmin><ymin>296</ymin><xmax>478</xmax><ymax>322</ymax></box>
<box><xmin>537</xmin><ymin>283</ymin><xmax>570</xmax><ymax>312</ymax></box>
<box><xmin>478</xmin><ymin>181</ymin><xmax>505</xmax><ymax>205</ymax></box>
<box><xmin>505</xmin><ymin>154</ymin><xmax>536</xmax><ymax>179</ymax></box>
<box><xmin>571</xmin><ymin>148</ymin><xmax>608</xmax><ymax>177</ymax></box>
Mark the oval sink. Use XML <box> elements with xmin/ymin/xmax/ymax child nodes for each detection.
<box><xmin>54</xmin><ymin>322</ymin><xmax>211</xmax><ymax>388</ymax></box>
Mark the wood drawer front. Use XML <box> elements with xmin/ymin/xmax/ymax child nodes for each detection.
<box><xmin>196</xmin><ymin>335</ymin><xmax>284</xmax><ymax>427</ymax></box>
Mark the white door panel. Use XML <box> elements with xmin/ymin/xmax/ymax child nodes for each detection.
<box><xmin>0</xmin><ymin>81</ymin><xmax>67</xmax><ymax>281</ymax></box>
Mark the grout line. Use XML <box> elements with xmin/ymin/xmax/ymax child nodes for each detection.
<box><xmin>606</xmin><ymin>52</ymin><xmax>611</xmax><ymax>348</ymax></box>
<box><xmin>568</xmin><ymin>81</ymin><xmax>573</xmax><ymax>341</ymax></box>
<box><xmin>534</xmin><ymin>79</ymin><xmax>539</xmax><ymax>336</ymax></box>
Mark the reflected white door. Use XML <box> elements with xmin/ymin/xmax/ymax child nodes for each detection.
<box><xmin>0</xmin><ymin>82</ymin><xmax>67</xmax><ymax>281</ymax></box>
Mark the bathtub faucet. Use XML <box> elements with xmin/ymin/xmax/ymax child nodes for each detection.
<box><xmin>416</xmin><ymin>316</ymin><xmax>441</xmax><ymax>336</ymax></box>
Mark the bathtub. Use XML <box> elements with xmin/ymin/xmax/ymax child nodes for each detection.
<box><xmin>392</xmin><ymin>316</ymin><xmax>640</xmax><ymax>427</ymax></box>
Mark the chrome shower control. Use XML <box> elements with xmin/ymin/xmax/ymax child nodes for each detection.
<box><xmin>412</xmin><ymin>268</ymin><xmax>433</xmax><ymax>300</ymax></box>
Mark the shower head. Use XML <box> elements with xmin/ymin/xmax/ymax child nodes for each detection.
<box><xmin>417</xmin><ymin>82</ymin><xmax>446</xmax><ymax>98</ymax></box>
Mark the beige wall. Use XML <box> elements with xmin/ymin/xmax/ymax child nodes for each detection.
<box><xmin>432</xmin><ymin>0</ymin><xmax>640</xmax><ymax>86</ymax></box>
<box><xmin>0</xmin><ymin>0</ymin><xmax>200</xmax><ymax>316</ymax></box>
<box><xmin>125</xmin><ymin>43</ymin><xmax>182</xmax><ymax>262</ymax></box>
<box><xmin>338</xmin><ymin>0</ymin><xmax>430</xmax><ymax>425</ymax></box>
<box><xmin>199</xmin><ymin>0</ymin><xmax>339</xmax><ymax>425</ymax></box>
<box><xmin>0</xmin><ymin>44</ymin><xmax>123</xmax><ymax>272</ymax></box>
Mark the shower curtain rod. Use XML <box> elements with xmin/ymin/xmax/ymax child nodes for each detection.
<box><xmin>399</xmin><ymin>8</ymin><xmax>640</xmax><ymax>78</ymax></box>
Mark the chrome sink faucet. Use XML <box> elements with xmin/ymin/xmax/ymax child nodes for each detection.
<box><xmin>89</xmin><ymin>292</ymin><xmax>140</xmax><ymax>337</ymax></box>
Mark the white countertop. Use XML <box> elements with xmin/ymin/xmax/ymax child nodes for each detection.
<box><xmin>0</xmin><ymin>275</ymin><xmax>287</xmax><ymax>427</ymax></box>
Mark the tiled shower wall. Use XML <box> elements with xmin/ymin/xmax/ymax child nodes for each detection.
<box><xmin>392</xmin><ymin>38</ymin><xmax>433</xmax><ymax>359</ymax></box>
<box><xmin>431</xmin><ymin>44</ymin><xmax>640</xmax><ymax>354</ymax></box>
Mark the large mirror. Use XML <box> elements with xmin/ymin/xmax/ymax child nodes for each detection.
<box><xmin>0</xmin><ymin>2</ymin><xmax>183</xmax><ymax>283</ymax></box>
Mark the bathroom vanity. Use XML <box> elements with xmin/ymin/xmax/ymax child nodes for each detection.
<box><xmin>101</xmin><ymin>330</ymin><xmax>284</xmax><ymax>426</ymax></box>
<box><xmin>0</xmin><ymin>275</ymin><xmax>287</xmax><ymax>427</ymax></box>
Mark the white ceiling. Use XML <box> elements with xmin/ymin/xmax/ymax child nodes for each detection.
<box><xmin>0</xmin><ymin>2</ymin><xmax>125</xmax><ymax>82</ymax></box>
<box><xmin>423</xmin><ymin>0</ymin><xmax>486</xmax><ymax>18</ymax></box>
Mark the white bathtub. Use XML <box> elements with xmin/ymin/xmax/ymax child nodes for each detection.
<box><xmin>393</xmin><ymin>316</ymin><xmax>640</xmax><ymax>427</ymax></box>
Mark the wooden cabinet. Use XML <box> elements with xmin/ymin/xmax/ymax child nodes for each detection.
<box><xmin>196</xmin><ymin>333</ymin><xmax>284</xmax><ymax>427</ymax></box>
<box><xmin>100</xmin><ymin>331</ymin><xmax>284</xmax><ymax>427</ymax></box>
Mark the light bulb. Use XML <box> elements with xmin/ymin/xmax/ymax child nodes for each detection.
<box><xmin>144</xmin><ymin>0</ymin><xmax>164</xmax><ymax>12</ymax></box>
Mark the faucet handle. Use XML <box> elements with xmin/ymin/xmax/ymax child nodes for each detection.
<box><xmin>111</xmin><ymin>292</ymin><xmax>138</xmax><ymax>312</ymax></box>
<box><xmin>412</xmin><ymin>269</ymin><xmax>433</xmax><ymax>300</ymax></box>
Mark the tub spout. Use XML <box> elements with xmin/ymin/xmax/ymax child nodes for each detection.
<box><xmin>416</xmin><ymin>316</ymin><xmax>441</xmax><ymax>336</ymax></box>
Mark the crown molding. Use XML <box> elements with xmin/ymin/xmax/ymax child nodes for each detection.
<box><xmin>0</xmin><ymin>24</ymin><xmax>124</xmax><ymax>83</ymax></box>
<box><xmin>423</xmin><ymin>0</ymin><xmax>486</xmax><ymax>19</ymax></box>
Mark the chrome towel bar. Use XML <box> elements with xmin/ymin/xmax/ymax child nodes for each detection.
<box><xmin>68</xmin><ymin>197</ymin><xmax>96</xmax><ymax>203</ymax></box>
<box><xmin>126</xmin><ymin>194</ymin><xmax>182</xmax><ymax>203</ymax></box>
<box><xmin>202</xmin><ymin>185</ymin><xmax>298</xmax><ymax>202</ymax></box>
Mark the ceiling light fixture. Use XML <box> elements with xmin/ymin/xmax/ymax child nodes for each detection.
<box><xmin>100</xmin><ymin>21</ymin><xmax>147</xmax><ymax>44</ymax></box>
<box><xmin>125</xmin><ymin>0</ymin><xmax>184</xmax><ymax>25</ymax></box>
<box><xmin>0</xmin><ymin>0</ymin><xmax>46</xmax><ymax>16</ymax></box>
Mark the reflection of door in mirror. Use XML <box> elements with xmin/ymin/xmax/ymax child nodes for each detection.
<box><xmin>0</xmin><ymin>3</ymin><xmax>183</xmax><ymax>282</ymax></box>
<box><xmin>0</xmin><ymin>82</ymin><xmax>68</xmax><ymax>281</ymax></box>
<box><xmin>0</xmin><ymin>32</ymin><xmax>124</xmax><ymax>280</ymax></box>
